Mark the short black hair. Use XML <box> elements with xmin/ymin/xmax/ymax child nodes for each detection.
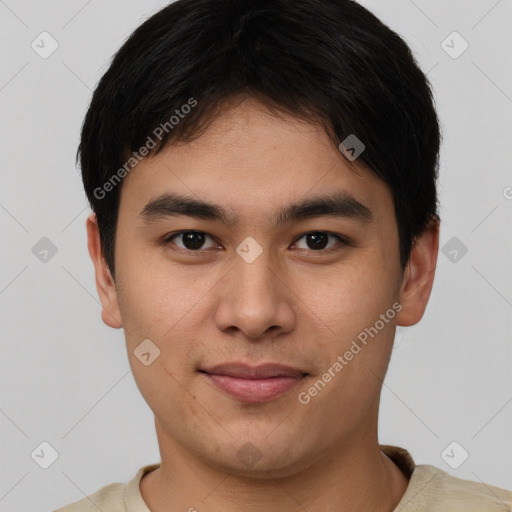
<box><xmin>79</xmin><ymin>0</ymin><xmax>441</xmax><ymax>280</ymax></box>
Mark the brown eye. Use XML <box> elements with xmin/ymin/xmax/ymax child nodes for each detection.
<box><xmin>166</xmin><ymin>231</ymin><xmax>217</xmax><ymax>251</ymax></box>
<box><xmin>293</xmin><ymin>232</ymin><xmax>345</xmax><ymax>251</ymax></box>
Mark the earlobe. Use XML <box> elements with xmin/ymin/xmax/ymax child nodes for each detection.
<box><xmin>86</xmin><ymin>212</ymin><xmax>123</xmax><ymax>329</ymax></box>
<box><xmin>396</xmin><ymin>218</ymin><xmax>439</xmax><ymax>326</ymax></box>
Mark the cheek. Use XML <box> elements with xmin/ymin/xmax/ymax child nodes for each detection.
<box><xmin>116</xmin><ymin>265</ymin><xmax>205</xmax><ymax>418</ymax></box>
<box><xmin>116</xmin><ymin>242</ymin><xmax>197</xmax><ymax>331</ymax></box>
<box><xmin>299</xmin><ymin>254</ymin><xmax>398</xmax><ymax>343</ymax></box>
<box><xmin>115</xmin><ymin>254</ymin><xmax>220</xmax><ymax>378</ymax></box>
<box><xmin>294</xmin><ymin>260</ymin><xmax>398</xmax><ymax>421</ymax></box>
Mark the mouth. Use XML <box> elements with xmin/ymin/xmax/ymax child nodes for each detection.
<box><xmin>199</xmin><ymin>363</ymin><xmax>309</xmax><ymax>403</ymax></box>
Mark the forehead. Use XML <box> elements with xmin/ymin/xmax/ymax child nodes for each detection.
<box><xmin>118</xmin><ymin>99</ymin><xmax>394</xmax><ymax>223</ymax></box>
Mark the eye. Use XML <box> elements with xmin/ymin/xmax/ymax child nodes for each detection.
<box><xmin>292</xmin><ymin>231</ymin><xmax>346</xmax><ymax>252</ymax></box>
<box><xmin>164</xmin><ymin>231</ymin><xmax>219</xmax><ymax>251</ymax></box>
<box><xmin>163</xmin><ymin>230</ymin><xmax>347</xmax><ymax>254</ymax></box>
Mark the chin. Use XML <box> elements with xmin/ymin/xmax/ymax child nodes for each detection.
<box><xmin>197</xmin><ymin>434</ymin><xmax>314</xmax><ymax>478</ymax></box>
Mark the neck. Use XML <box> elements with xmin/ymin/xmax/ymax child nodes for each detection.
<box><xmin>140</xmin><ymin>422</ymin><xmax>409</xmax><ymax>512</ymax></box>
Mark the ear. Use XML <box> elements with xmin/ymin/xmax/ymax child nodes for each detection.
<box><xmin>86</xmin><ymin>212</ymin><xmax>123</xmax><ymax>329</ymax></box>
<box><xmin>396</xmin><ymin>218</ymin><xmax>439</xmax><ymax>326</ymax></box>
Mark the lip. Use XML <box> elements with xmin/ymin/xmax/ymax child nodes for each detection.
<box><xmin>200</xmin><ymin>363</ymin><xmax>308</xmax><ymax>403</ymax></box>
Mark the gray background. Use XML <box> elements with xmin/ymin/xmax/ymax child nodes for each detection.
<box><xmin>1</xmin><ymin>0</ymin><xmax>511</xmax><ymax>510</ymax></box>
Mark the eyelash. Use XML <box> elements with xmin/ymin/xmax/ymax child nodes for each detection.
<box><xmin>162</xmin><ymin>230</ymin><xmax>349</xmax><ymax>255</ymax></box>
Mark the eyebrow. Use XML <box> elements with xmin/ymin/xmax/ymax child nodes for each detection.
<box><xmin>138</xmin><ymin>192</ymin><xmax>372</xmax><ymax>226</ymax></box>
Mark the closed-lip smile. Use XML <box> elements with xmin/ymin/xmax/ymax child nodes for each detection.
<box><xmin>199</xmin><ymin>362</ymin><xmax>309</xmax><ymax>402</ymax></box>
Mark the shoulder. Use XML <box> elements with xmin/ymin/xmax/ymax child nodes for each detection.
<box><xmin>53</xmin><ymin>482</ymin><xmax>126</xmax><ymax>512</ymax></box>
<box><xmin>402</xmin><ymin>464</ymin><xmax>512</xmax><ymax>511</ymax></box>
<box><xmin>52</xmin><ymin>463</ymin><xmax>159</xmax><ymax>512</ymax></box>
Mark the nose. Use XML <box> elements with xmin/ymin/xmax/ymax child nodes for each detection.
<box><xmin>214</xmin><ymin>248</ymin><xmax>296</xmax><ymax>340</ymax></box>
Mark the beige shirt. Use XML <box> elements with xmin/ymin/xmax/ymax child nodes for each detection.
<box><xmin>54</xmin><ymin>445</ymin><xmax>512</xmax><ymax>511</ymax></box>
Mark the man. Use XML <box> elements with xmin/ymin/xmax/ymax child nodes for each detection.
<box><xmin>55</xmin><ymin>0</ymin><xmax>512</xmax><ymax>510</ymax></box>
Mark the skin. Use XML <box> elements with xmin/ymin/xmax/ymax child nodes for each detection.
<box><xmin>87</xmin><ymin>97</ymin><xmax>439</xmax><ymax>512</ymax></box>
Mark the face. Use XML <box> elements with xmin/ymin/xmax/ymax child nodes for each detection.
<box><xmin>88</xmin><ymin>98</ymin><xmax>438</xmax><ymax>477</ymax></box>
